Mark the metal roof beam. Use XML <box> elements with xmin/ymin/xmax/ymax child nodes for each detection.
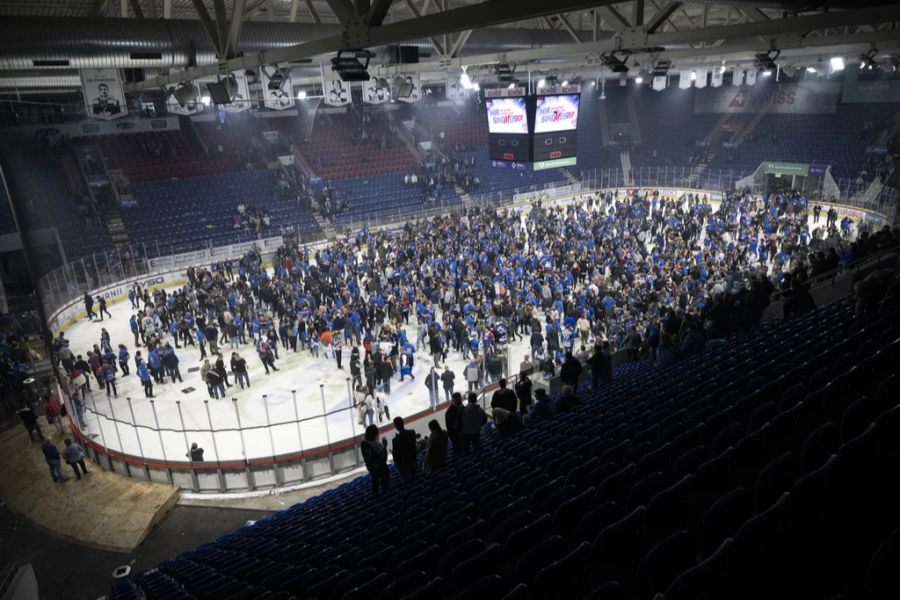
<box><xmin>369</xmin><ymin>0</ymin><xmax>394</xmax><ymax>26</ymax></box>
<box><xmin>325</xmin><ymin>0</ymin><xmax>356</xmax><ymax>24</ymax></box>
<box><xmin>645</xmin><ymin>1</ymin><xmax>681</xmax><ymax>34</ymax></box>
<box><xmin>596</xmin><ymin>5</ymin><xmax>630</xmax><ymax>30</ymax></box>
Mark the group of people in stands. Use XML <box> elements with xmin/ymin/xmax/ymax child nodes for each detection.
<box><xmin>233</xmin><ymin>201</ymin><xmax>271</xmax><ymax>235</ymax></box>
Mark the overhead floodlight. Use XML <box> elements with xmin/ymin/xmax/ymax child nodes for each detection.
<box><xmin>296</xmin><ymin>90</ymin><xmax>307</xmax><ymax>100</ymax></box>
<box><xmin>806</xmin><ymin>66</ymin><xmax>817</xmax><ymax>73</ymax></box>
<box><xmin>561</xmin><ymin>80</ymin><xmax>568</xmax><ymax>86</ymax></box>
<box><xmin>200</xmin><ymin>95</ymin><xmax>211</xmax><ymax>106</ymax></box>
<box><xmin>690</xmin><ymin>71</ymin><xmax>697</xmax><ymax>81</ymax></box>
<box><xmin>754</xmin><ymin>50</ymin><xmax>780</xmax><ymax>72</ymax></box>
<box><xmin>507</xmin><ymin>82</ymin><xmax>515</xmax><ymax>89</ymax></box>
<box><xmin>537</xmin><ymin>78</ymin><xmax>546</xmax><ymax>88</ymax></box>
<box><xmin>496</xmin><ymin>63</ymin><xmax>513</xmax><ymax>83</ymax></box>
<box><xmin>171</xmin><ymin>82</ymin><xmax>198</xmax><ymax>107</ymax></box>
<box><xmin>472</xmin><ymin>82</ymin><xmax>480</xmax><ymax>91</ymax></box>
<box><xmin>601</xmin><ymin>51</ymin><xmax>630</xmax><ymax>74</ymax></box>
<box><xmin>331</xmin><ymin>49</ymin><xmax>372</xmax><ymax>82</ymax></box>
<box><xmin>761</xmin><ymin>70</ymin><xmax>772</xmax><ymax>77</ymax></box>
<box><xmin>653</xmin><ymin>59</ymin><xmax>672</xmax><ymax>77</ymax></box>
<box><xmin>859</xmin><ymin>49</ymin><xmax>879</xmax><ymax>71</ymax></box>
<box><xmin>830</xmin><ymin>56</ymin><xmax>845</xmax><ymax>71</ymax></box>
<box><xmin>635</xmin><ymin>76</ymin><xmax>643</xmax><ymax>84</ymax></box>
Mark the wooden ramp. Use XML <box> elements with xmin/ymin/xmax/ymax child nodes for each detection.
<box><xmin>0</xmin><ymin>425</ymin><xmax>178</xmax><ymax>553</ymax></box>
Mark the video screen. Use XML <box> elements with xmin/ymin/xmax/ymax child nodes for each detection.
<box><xmin>534</xmin><ymin>94</ymin><xmax>580</xmax><ymax>133</ymax></box>
<box><xmin>485</xmin><ymin>97</ymin><xmax>529</xmax><ymax>135</ymax></box>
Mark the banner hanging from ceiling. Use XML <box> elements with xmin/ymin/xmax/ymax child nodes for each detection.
<box><xmin>711</xmin><ymin>69</ymin><xmax>723</xmax><ymax>88</ymax></box>
<box><xmin>694</xmin><ymin>68</ymin><xmax>708</xmax><ymax>89</ymax></box>
<box><xmin>678</xmin><ymin>71</ymin><xmax>692</xmax><ymax>89</ymax></box>
<box><xmin>222</xmin><ymin>70</ymin><xmax>252</xmax><ymax>112</ymax></box>
<box><xmin>362</xmin><ymin>77</ymin><xmax>390</xmax><ymax>104</ymax></box>
<box><xmin>745</xmin><ymin>69</ymin><xmax>758</xmax><ymax>86</ymax></box>
<box><xmin>260</xmin><ymin>67</ymin><xmax>295</xmax><ymax>110</ymax></box>
<box><xmin>398</xmin><ymin>73</ymin><xmax>422</xmax><ymax>103</ymax></box>
<box><xmin>322</xmin><ymin>74</ymin><xmax>352</xmax><ymax>106</ymax></box>
<box><xmin>446</xmin><ymin>77</ymin><xmax>466</xmax><ymax>100</ymax></box>
<box><xmin>732</xmin><ymin>69</ymin><xmax>744</xmax><ymax>86</ymax></box>
<box><xmin>652</xmin><ymin>76</ymin><xmax>667</xmax><ymax>92</ymax></box>
<box><xmin>81</xmin><ymin>69</ymin><xmax>127</xmax><ymax>120</ymax></box>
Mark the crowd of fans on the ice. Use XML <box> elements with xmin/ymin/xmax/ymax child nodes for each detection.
<box><xmin>50</xmin><ymin>186</ymin><xmax>900</xmax><ymax>421</ymax></box>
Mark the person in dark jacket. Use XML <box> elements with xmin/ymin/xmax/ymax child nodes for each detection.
<box><xmin>360</xmin><ymin>425</ymin><xmax>389</xmax><ymax>496</ymax></box>
<box><xmin>515</xmin><ymin>374</ymin><xmax>533</xmax><ymax>413</ymax></box>
<box><xmin>18</xmin><ymin>406</ymin><xmax>41</xmax><ymax>442</ymax></box>
<box><xmin>423</xmin><ymin>419</ymin><xmax>448</xmax><ymax>474</ymax></box>
<box><xmin>391</xmin><ymin>417</ymin><xmax>419</xmax><ymax>482</ymax></box>
<box><xmin>460</xmin><ymin>392</ymin><xmax>487</xmax><ymax>454</ymax></box>
<box><xmin>556</xmin><ymin>385</ymin><xmax>580</xmax><ymax>413</ymax></box>
<box><xmin>490</xmin><ymin>378</ymin><xmax>517</xmax><ymax>413</ymax></box>
<box><xmin>559</xmin><ymin>351</ymin><xmax>583</xmax><ymax>387</ymax></box>
<box><xmin>84</xmin><ymin>292</ymin><xmax>95</xmax><ymax>321</ymax></box>
<box><xmin>445</xmin><ymin>392</ymin><xmax>463</xmax><ymax>451</ymax></box>
<box><xmin>41</xmin><ymin>438</ymin><xmax>68</xmax><ymax>483</ymax></box>
<box><xmin>529</xmin><ymin>388</ymin><xmax>555</xmax><ymax>421</ymax></box>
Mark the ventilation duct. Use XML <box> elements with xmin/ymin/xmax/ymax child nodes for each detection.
<box><xmin>0</xmin><ymin>17</ymin><xmax>595</xmax><ymax>71</ymax></box>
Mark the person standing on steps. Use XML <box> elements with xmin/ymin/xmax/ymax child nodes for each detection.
<box><xmin>41</xmin><ymin>438</ymin><xmax>68</xmax><ymax>483</ymax></box>
<box><xmin>63</xmin><ymin>438</ymin><xmax>89</xmax><ymax>480</ymax></box>
<box><xmin>360</xmin><ymin>425</ymin><xmax>389</xmax><ymax>496</ymax></box>
<box><xmin>460</xmin><ymin>392</ymin><xmax>487</xmax><ymax>454</ymax></box>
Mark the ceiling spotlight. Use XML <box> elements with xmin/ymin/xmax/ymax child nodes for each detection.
<box><xmin>601</xmin><ymin>51</ymin><xmax>630</xmax><ymax>74</ymax></box>
<box><xmin>296</xmin><ymin>90</ymin><xmax>307</xmax><ymax>100</ymax></box>
<box><xmin>754</xmin><ymin>50</ymin><xmax>780</xmax><ymax>71</ymax></box>
<box><xmin>635</xmin><ymin>76</ymin><xmax>643</xmax><ymax>84</ymax></box>
<box><xmin>472</xmin><ymin>82</ymin><xmax>480</xmax><ymax>91</ymax></box>
<box><xmin>200</xmin><ymin>94</ymin><xmax>211</xmax><ymax>106</ymax></box>
<box><xmin>761</xmin><ymin>70</ymin><xmax>772</xmax><ymax>77</ymax></box>
<box><xmin>460</xmin><ymin>71</ymin><xmax>473</xmax><ymax>89</ymax></box>
<box><xmin>690</xmin><ymin>71</ymin><xmax>697</xmax><ymax>81</ymax></box>
<box><xmin>830</xmin><ymin>56</ymin><xmax>845</xmax><ymax>71</ymax></box>
<box><xmin>537</xmin><ymin>78</ymin><xmax>546</xmax><ymax>88</ymax></box>
<box><xmin>653</xmin><ymin>59</ymin><xmax>672</xmax><ymax>77</ymax></box>
<box><xmin>561</xmin><ymin>80</ymin><xmax>568</xmax><ymax>86</ymax></box>
<box><xmin>806</xmin><ymin>66</ymin><xmax>817</xmax><ymax>73</ymax></box>
<box><xmin>496</xmin><ymin>62</ymin><xmax>513</xmax><ymax>83</ymax></box>
<box><xmin>330</xmin><ymin>49</ymin><xmax>372</xmax><ymax>82</ymax></box>
<box><xmin>859</xmin><ymin>49</ymin><xmax>879</xmax><ymax>71</ymax></box>
<box><xmin>508</xmin><ymin>82</ymin><xmax>515</xmax><ymax>89</ymax></box>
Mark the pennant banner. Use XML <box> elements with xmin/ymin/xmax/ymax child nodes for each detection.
<box><xmin>81</xmin><ymin>69</ymin><xmax>127</xmax><ymax>120</ymax></box>
<box><xmin>398</xmin><ymin>73</ymin><xmax>421</xmax><ymax>103</ymax></box>
<box><xmin>711</xmin><ymin>69</ymin><xmax>724</xmax><ymax>88</ymax></box>
<box><xmin>165</xmin><ymin>81</ymin><xmax>202</xmax><ymax>115</ymax></box>
<box><xmin>745</xmin><ymin>68</ymin><xmax>758</xmax><ymax>86</ymax></box>
<box><xmin>652</xmin><ymin>76</ymin><xmax>667</xmax><ymax>92</ymax></box>
<box><xmin>732</xmin><ymin>69</ymin><xmax>744</xmax><ymax>87</ymax></box>
<box><xmin>260</xmin><ymin>67</ymin><xmax>295</xmax><ymax>110</ymax></box>
<box><xmin>362</xmin><ymin>78</ymin><xmax>390</xmax><ymax>104</ymax></box>
<box><xmin>694</xmin><ymin>68</ymin><xmax>708</xmax><ymax>89</ymax></box>
<box><xmin>678</xmin><ymin>70</ymin><xmax>692</xmax><ymax>89</ymax></box>
<box><xmin>222</xmin><ymin>70</ymin><xmax>252</xmax><ymax>112</ymax></box>
<box><xmin>323</xmin><ymin>74</ymin><xmax>352</xmax><ymax>106</ymax></box>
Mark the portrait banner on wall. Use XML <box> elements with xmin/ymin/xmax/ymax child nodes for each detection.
<box><xmin>323</xmin><ymin>75</ymin><xmax>352</xmax><ymax>106</ymax></box>
<box><xmin>81</xmin><ymin>69</ymin><xmax>127</xmax><ymax>120</ymax></box>
<box><xmin>362</xmin><ymin>77</ymin><xmax>390</xmax><ymax>104</ymax></box>
<box><xmin>398</xmin><ymin>73</ymin><xmax>421</xmax><ymax>103</ymax></box>
<box><xmin>260</xmin><ymin>66</ymin><xmax>295</xmax><ymax>110</ymax></box>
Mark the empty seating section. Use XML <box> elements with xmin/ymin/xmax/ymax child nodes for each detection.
<box><xmin>128</xmin><ymin>292</ymin><xmax>900</xmax><ymax>599</ymax></box>
<box><xmin>708</xmin><ymin>103</ymin><xmax>898</xmax><ymax>178</ymax></box>
<box><xmin>328</xmin><ymin>172</ymin><xmax>458</xmax><ymax>225</ymax></box>
<box><xmin>273</xmin><ymin>112</ymin><xmax>419</xmax><ymax>180</ymax></box>
<box><xmin>123</xmin><ymin>170</ymin><xmax>318</xmax><ymax>253</ymax></box>
<box><xmin>93</xmin><ymin>131</ymin><xmax>237</xmax><ymax>182</ymax></box>
<box><xmin>629</xmin><ymin>89</ymin><xmax>722</xmax><ymax>170</ymax></box>
<box><xmin>463</xmin><ymin>146</ymin><xmax>571</xmax><ymax>198</ymax></box>
<box><xmin>424</xmin><ymin>104</ymin><xmax>487</xmax><ymax>146</ymax></box>
<box><xmin>4</xmin><ymin>141</ymin><xmax>109</xmax><ymax>260</ymax></box>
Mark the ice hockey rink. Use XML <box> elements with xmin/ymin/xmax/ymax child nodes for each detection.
<box><xmin>63</xmin><ymin>291</ymin><xmax>534</xmax><ymax>464</ymax></box>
